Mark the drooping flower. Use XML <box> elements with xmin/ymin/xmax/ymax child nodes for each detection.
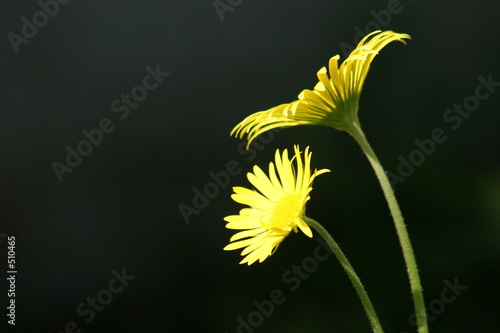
<box><xmin>223</xmin><ymin>146</ymin><xmax>329</xmax><ymax>265</ymax></box>
<box><xmin>231</xmin><ymin>30</ymin><xmax>410</xmax><ymax>148</ymax></box>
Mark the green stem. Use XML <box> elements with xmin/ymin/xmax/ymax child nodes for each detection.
<box><xmin>304</xmin><ymin>216</ymin><xmax>384</xmax><ymax>333</ymax></box>
<box><xmin>348</xmin><ymin>121</ymin><xmax>428</xmax><ymax>333</ymax></box>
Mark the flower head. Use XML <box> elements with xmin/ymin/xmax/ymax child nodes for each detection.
<box><xmin>223</xmin><ymin>146</ymin><xmax>329</xmax><ymax>265</ymax></box>
<box><xmin>231</xmin><ymin>30</ymin><xmax>410</xmax><ymax>148</ymax></box>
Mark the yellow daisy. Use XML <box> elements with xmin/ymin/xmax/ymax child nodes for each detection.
<box><xmin>231</xmin><ymin>30</ymin><xmax>410</xmax><ymax>148</ymax></box>
<box><xmin>223</xmin><ymin>146</ymin><xmax>330</xmax><ymax>265</ymax></box>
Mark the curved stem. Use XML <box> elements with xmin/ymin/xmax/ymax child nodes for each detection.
<box><xmin>348</xmin><ymin>121</ymin><xmax>428</xmax><ymax>333</ymax></box>
<box><xmin>304</xmin><ymin>216</ymin><xmax>384</xmax><ymax>333</ymax></box>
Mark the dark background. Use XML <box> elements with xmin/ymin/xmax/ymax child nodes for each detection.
<box><xmin>1</xmin><ymin>0</ymin><xmax>500</xmax><ymax>332</ymax></box>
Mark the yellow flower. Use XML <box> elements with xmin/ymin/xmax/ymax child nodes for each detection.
<box><xmin>223</xmin><ymin>146</ymin><xmax>329</xmax><ymax>265</ymax></box>
<box><xmin>231</xmin><ymin>30</ymin><xmax>410</xmax><ymax>148</ymax></box>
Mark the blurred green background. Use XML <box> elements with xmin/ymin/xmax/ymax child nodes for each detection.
<box><xmin>1</xmin><ymin>0</ymin><xmax>499</xmax><ymax>332</ymax></box>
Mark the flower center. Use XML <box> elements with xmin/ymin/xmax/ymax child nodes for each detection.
<box><xmin>262</xmin><ymin>194</ymin><xmax>303</xmax><ymax>234</ymax></box>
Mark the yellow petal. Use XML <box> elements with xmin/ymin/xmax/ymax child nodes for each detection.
<box><xmin>247</xmin><ymin>165</ymin><xmax>281</xmax><ymax>201</ymax></box>
<box><xmin>230</xmin><ymin>227</ymin><xmax>268</xmax><ymax>242</ymax></box>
